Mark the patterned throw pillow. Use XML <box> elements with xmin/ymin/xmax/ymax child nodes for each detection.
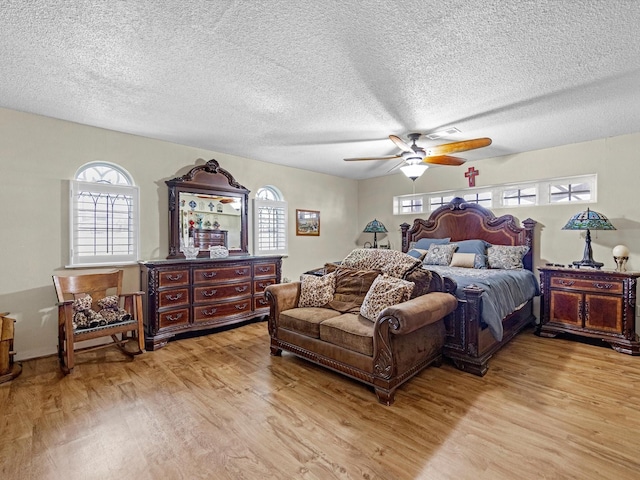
<box><xmin>487</xmin><ymin>245</ymin><xmax>530</xmax><ymax>269</ymax></box>
<box><xmin>298</xmin><ymin>272</ymin><xmax>336</xmax><ymax>307</ymax></box>
<box><xmin>360</xmin><ymin>274</ymin><xmax>415</xmax><ymax>322</ymax></box>
<box><xmin>423</xmin><ymin>243</ymin><xmax>458</xmax><ymax>266</ymax></box>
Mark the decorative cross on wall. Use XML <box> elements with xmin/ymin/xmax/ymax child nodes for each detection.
<box><xmin>465</xmin><ymin>167</ymin><xmax>479</xmax><ymax>187</ymax></box>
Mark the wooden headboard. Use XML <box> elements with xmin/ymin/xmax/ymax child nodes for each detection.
<box><xmin>400</xmin><ymin>197</ymin><xmax>536</xmax><ymax>271</ymax></box>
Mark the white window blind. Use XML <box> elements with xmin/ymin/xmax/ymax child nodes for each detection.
<box><xmin>253</xmin><ymin>199</ymin><xmax>288</xmax><ymax>256</ymax></box>
<box><xmin>69</xmin><ymin>180</ymin><xmax>140</xmax><ymax>266</ymax></box>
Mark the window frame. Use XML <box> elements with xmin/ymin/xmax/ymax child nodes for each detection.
<box><xmin>253</xmin><ymin>186</ymin><xmax>288</xmax><ymax>256</ymax></box>
<box><xmin>68</xmin><ymin>162</ymin><xmax>140</xmax><ymax>267</ymax></box>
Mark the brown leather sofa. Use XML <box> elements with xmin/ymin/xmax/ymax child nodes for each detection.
<box><xmin>265</xmin><ymin>264</ymin><xmax>458</xmax><ymax>405</ymax></box>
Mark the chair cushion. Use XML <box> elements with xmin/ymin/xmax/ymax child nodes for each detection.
<box><xmin>319</xmin><ymin>313</ymin><xmax>374</xmax><ymax>356</ymax></box>
<box><xmin>279</xmin><ymin>307</ymin><xmax>342</xmax><ymax>338</ymax></box>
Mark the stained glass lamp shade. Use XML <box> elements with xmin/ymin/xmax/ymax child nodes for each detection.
<box><xmin>363</xmin><ymin>219</ymin><xmax>387</xmax><ymax>248</ymax></box>
<box><xmin>562</xmin><ymin>208</ymin><xmax>615</xmax><ymax>269</ymax></box>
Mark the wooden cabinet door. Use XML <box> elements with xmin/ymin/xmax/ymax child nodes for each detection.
<box><xmin>584</xmin><ymin>294</ymin><xmax>623</xmax><ymax>333</ymax></box>
<box><xmin>549</xmin><ymin>290</ymin><xmax>583</xmax><ymax>327</ymax></box>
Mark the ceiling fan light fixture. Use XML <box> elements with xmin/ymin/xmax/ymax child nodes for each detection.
<box><xmin>400</xmin><ymin>161</ymin><xmax>429</xmax><ymax>181</ymax></box>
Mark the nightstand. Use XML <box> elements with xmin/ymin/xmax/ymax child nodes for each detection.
<box><xmin>538</xmin><ymin>267</ymin><xmax>640</xmax><ymax>354</ymax></box>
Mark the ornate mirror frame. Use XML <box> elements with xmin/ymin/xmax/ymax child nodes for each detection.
<box><xmin>166</xmin><ymin>159</ymin><xmax>249</xmax><ymax>258</ymax></box>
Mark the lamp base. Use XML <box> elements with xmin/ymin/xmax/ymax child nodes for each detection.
<box><xmin>572</xmin><ymin>228</ymin><xmax>603</xmax><ymax>269</ymax></box>
<box><xmin>572</xmin><ymin>259</ymin><xmax>603</xmax><ymax>269</ymax></box>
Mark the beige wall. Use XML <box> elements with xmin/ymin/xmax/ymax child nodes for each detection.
<box><xmin>0</xmin><ymin>108</ymin><xmax>359</xmax><ymax>360</ymax></box>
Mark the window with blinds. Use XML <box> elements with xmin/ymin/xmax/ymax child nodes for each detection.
<box><xmin>69</xmin><ymin>163</ymin><xmax>139</xmax><ymax>266</ymax></box>
<box><xmin>254</xmin><ymin>186</ymin><xmax>288</xmax><ymax>256</ymax></box>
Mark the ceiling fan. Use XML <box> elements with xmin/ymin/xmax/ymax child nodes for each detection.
<box><xmin>344</xmin><ymin>133</ymin><xmax>492</xmax><ymax>178</ymax></box>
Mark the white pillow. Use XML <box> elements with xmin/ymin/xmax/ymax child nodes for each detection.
<box><xmin>450</xmin><ymin>252</ymin><xmax>476</xmax><ymax>268</ymax></box>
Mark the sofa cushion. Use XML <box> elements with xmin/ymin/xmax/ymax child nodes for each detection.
<box><xmin>279</xmin><ymin>307</ymin><xmax>342</xmax><ymax>338</ymax></box>
<box><xmin>298</xmin><ymin>272</ymin><xmax>336</xmax><ymax>307</ymax></box>
<box><xmin>402</xmin><ymin>265</ymin><xmax>433</xmax><ymax>298</ymax></box>
<box><xmin>319</xmin><ymin>313</ymin><xmax>374</xmax><ymax>356</ymax></box>
<box><xmin>326</xmin><ymin>267</ymin><xmax>381</xmax><ymax>313</ymax></box>
<box><xmin>360</xmin><ymin>274</ymin><xmax>415</xmax><ymax>321</ymax></box>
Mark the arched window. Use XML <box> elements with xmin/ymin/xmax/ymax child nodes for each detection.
<box><xmin>69</xmin><ymin>162</ymin><xmax>140</xmax><ymax>266</ymax></box>
<box><xmin>254</xmin><ymin>186</ymin><xmax>288</xmax><ymax>255</ymax></box>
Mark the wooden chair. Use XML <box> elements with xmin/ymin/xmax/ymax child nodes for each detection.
<box><xmin>52</xmin><ymin>269</ymin><xmax>145</xmax><ymax>374</ymax></box>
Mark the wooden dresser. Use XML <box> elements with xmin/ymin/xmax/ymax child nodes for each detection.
<box><xmin>538</xmin><ymin>266</ymin><xmax>640</xmax><ymax>354</ymax></box>
<box><xmin>140</xmin><ymin>255</ymin><xmax>282</xmax><ymax>350</ymax></box>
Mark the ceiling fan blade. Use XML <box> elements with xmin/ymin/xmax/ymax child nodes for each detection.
<box><xmin>389</xmin><ymin>135</ymin><xmax>414</xmax><ymax>153</ymax></box>
<box><xmin>424</xmin><ymin>137</ymin><xmax>492</xmax><ymax>156</ymax></box>
<box><xmin>344</xmin><ymin>155</ymin><xmax>402</xmax><ymax>162</ymax></box>
<box><xmin>423</xmin><ymin>155</ymin><xmax>466</xmax><ymax>166</ymax></box>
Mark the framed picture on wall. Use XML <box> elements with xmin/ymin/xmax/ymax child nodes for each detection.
<box><xmin>296</xmin><ymin>209</ymin><xmax>320</xmax><ymax>236</ymax></box>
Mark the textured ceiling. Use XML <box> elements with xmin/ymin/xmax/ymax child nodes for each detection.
<box><xmin>2</xmin><ymin>1</ymin><xmax>640</xmax><ymax>179</ymax></box>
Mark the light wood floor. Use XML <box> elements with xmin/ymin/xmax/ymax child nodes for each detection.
<box><xmin>2</xmin><ymin>322</ymin><xmax>640</xmax><ymax>480</ymax></box>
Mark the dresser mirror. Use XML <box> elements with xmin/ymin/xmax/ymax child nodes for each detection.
<box><xmin>167</xmin><ymin>159</ymin><xmax>249</xmax><ymax>258</ymax></box>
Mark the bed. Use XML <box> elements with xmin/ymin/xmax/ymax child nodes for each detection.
<box><xmin>401</xmin><ymin>197</ymin><xmax>538</xmax><ymax>376</ymax></box>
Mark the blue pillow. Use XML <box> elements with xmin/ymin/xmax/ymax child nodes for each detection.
<box><xmin>413</xmin><ymin>237</ymin><xmax>450</xmax><ymax>251</ymax></box>
<box><xmin>455</xmin><ymin>239</ymin><xmax>491</xmax><ymax>268</ymax></box>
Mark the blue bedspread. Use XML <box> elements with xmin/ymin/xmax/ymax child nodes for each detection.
<box><xmin>424</xmin><ymin>266</ymin><xmax>540</xmax><ymax>341</ymax></box>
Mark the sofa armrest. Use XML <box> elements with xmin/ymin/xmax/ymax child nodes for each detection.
<box><xmin>265</xmin><ymin>281</ymin><xmax>300</xmax><ymax>324</ymax></box>
<box><xmin>377</xmin><ymin>292</ymin><xmax>458</xmax><ymax>336</ymax></box>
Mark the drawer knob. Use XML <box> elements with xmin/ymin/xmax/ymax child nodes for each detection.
<box><xmin>235</xmin><ymin>269</ymin><xmax>248</xmax><ymax>275</ymax></box>
<box><xmin>166</xmin><ymin>274</ymin><xmax>183</xmax><ymax>281</ymax></box>
<box><xmin>235</xmin><ymin>286</ymin><xmax>248</xmax><ymax>292</ymax></box>
<box><xmin>235</xmin><ymin>303</ymin><xmax>248</xmax><ymax>310</ymax></box>
<box><xmin>558</xmin><ymin>280</ymin><xmax>575</xmax><ymax>286</ymax></box>
<box><xmin>258</xmin><ymin>267</ymin><xmax>270</xmax><ymax>273</ymax></box>
<box><xmin>202</xmin><ymin>272</ymin><xmax>217</xmax><ymax>278</ymax></box>
<box><xmin>202</xmin><ymin>308</ymin><xmax>218</xmax><ymax>316</ymax></box>
<box><xmin>166</xmin><ymin>313</ymin><xmax>183</xmax><ymax>322</ymax></box>
<box><xmin>166</xmin><ymin>293</ymin><xmax>183</xmax><ymax>301</ymax></box>
<box><xmin>258</xmin><ymin>282</ymin><xmax>272</xmax><ymax>288</ymax></box>
<box><xmin>202</xmin><ymin>289</ymin><xmax>217</xmax><ymax>297</ymax></box>
<box><xmin>594</xmin><ymin>283</ymin><xmax>613</xmax><ymax>289</ymax></box>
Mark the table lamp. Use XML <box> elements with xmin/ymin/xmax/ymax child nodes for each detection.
<box><xmin>363</xmin><ymin>219</ymin><xmax>387</xmax><ymax>248</ymax></box>
<box><xmin>562</xmin><ymin>208</ymin><xmax>615</xmax><ymax>269</ymax></box>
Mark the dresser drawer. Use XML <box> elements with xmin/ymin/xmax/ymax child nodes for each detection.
<box><xmin>254</xmin><ymin>295</ymin><xmax>270</xmax><ymax>311</ymax></box>
<box><xmin>193</xmin><ymin>282</ymin><xmax>251</xmax><ymax>303</ymax></box>
<box><xmin>193</xmin><ymin>299</ymin><xmax>252</xmax><ymax>322</ymax></box>
<box><xmin>158</xmin><ymin>288</ymin><xmax>190</xmax><ymax>309</ymax></box>
<box><xmin>254</xmin><ymin>262</ymin><xmax>277</xmax><ymax>277</ymax></box>
<box><xmin>158</xmin><ymin>308</ymin><xmax>190</xmax><ymax>329</ymax></box>
<box><xmin>254</xmin><ymin>278</ymin><xmax>276</xmax><ymax>294</ymax></box>
<box><xmin>193</xmin><ymin>265</ymin><xmax>251</xmax><ymax>284</ymax></box>
<box><xmin>158</xmin><ymin>269</ymin><xmax>190</xmax><ymax>288</ymax></box>
<box><xmin>550</xmin><ymin>276</ymin><xmax>623</xmax><ymax>294</ymax></box>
